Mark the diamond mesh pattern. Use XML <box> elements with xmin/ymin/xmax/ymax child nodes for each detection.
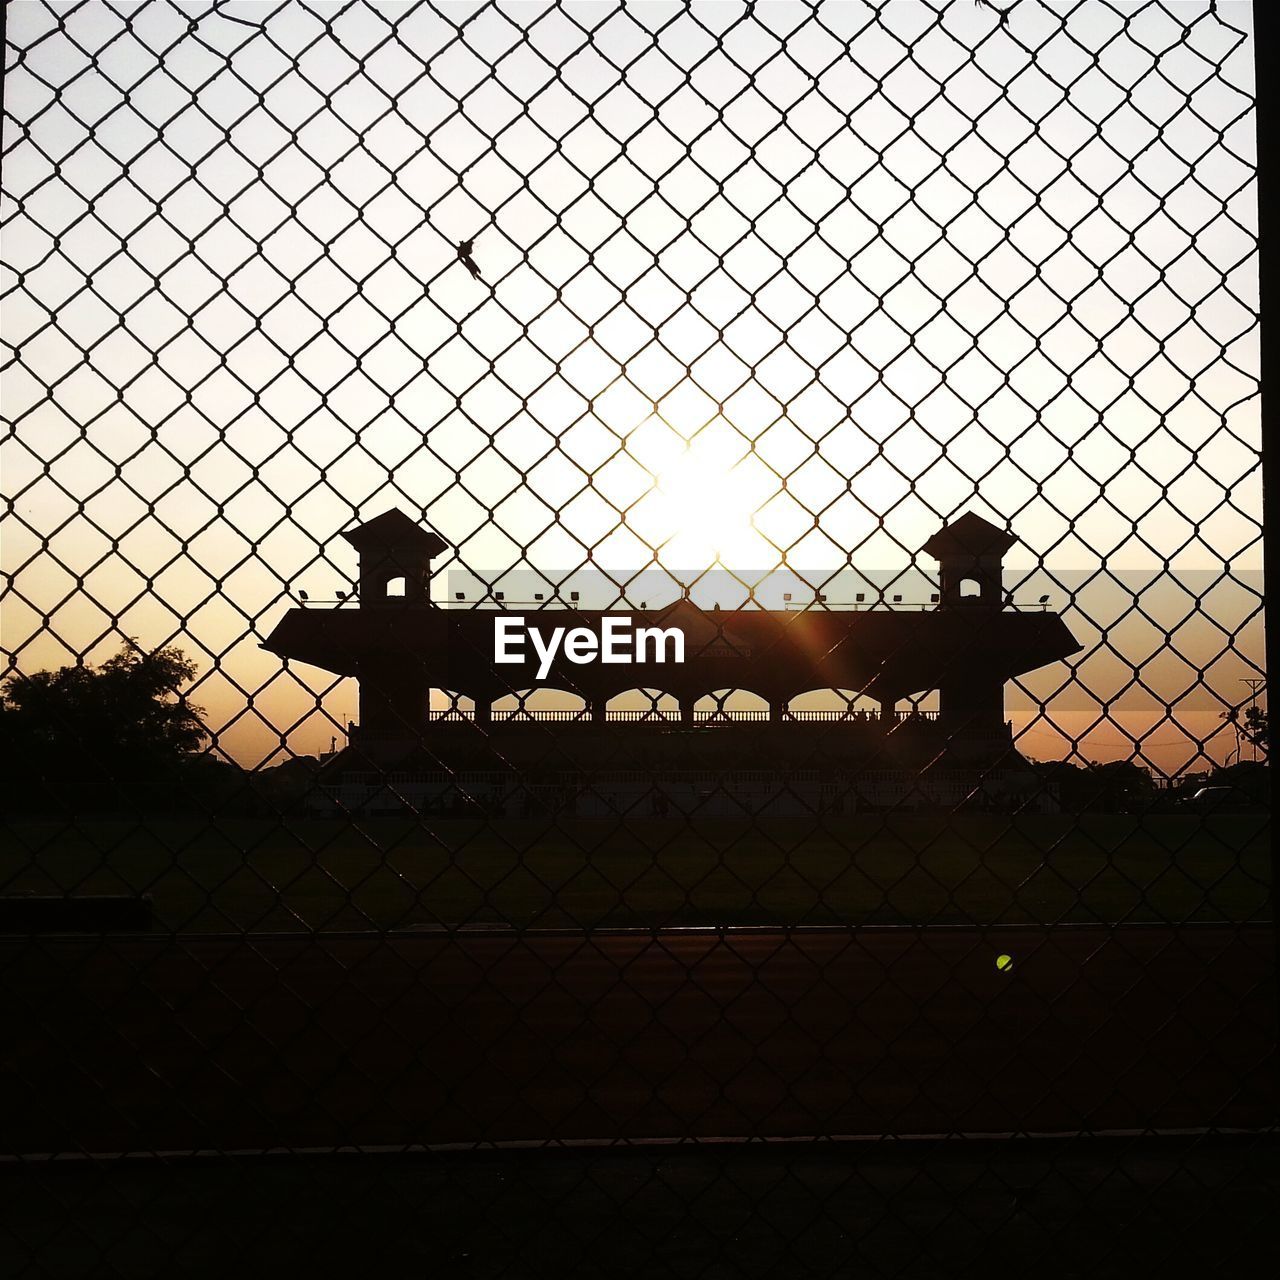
<box><xmin>0</xmin><ymin>1</ymin><xmax>1272</xmax><ymax>1275</ymax></box>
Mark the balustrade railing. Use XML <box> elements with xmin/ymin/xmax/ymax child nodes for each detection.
<box><xmin>422</xmin><ymin>708</ymin><xmax>941</xmax><ymax>724</ymax></box>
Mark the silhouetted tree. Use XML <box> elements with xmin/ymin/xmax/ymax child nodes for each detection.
<box><xmin>0</xmin><ymin>643</ymin><xmax>207</xmax><ymax>811</ymax></box>
<box><xmin>1207</xmin><ymin>759</ymin><xmax>1270</xmax><ymax>807</ymax></box>
<box><xmin>1085</xmin><ymin>760</ymin><xmax>1157</xmax><ymax>813</ymax></box>
<box><xmin>1032</xmin><ymin>758</ymin><xmax>1156</xmax><ymax>812</ymax></box>
<box><xmin>1222</xmin><ymin>702</ymin><xmax>1270</xmax><ymax>762</ymax></box>
<box><xmin>1241</xmin><ymin>705</ymin><xmax>1269</xmax><ymax>757</ymax></box>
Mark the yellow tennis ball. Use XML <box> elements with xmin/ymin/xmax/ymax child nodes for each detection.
<box><xmin>996</xmin><ymin>953</ymin><xmax>1013</xmax><ymax>972</ymax></box>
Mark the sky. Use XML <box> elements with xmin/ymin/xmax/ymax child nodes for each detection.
<box><xmin>0</xmin><ymin>0</ymin><xmax>1264</xmax><ymax>775</ymax></box>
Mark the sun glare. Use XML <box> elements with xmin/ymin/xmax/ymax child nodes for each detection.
<box><xmin>630</xmin><ymin>419</ymin><xmax>775</xmax><ymax>569</ymax></box>
<box><xmin>655</xmin><ymin>451</ymin><xmax>758</xmax><ymax>564</ymax></box>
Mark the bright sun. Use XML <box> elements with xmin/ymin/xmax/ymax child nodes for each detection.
<box><xmin>630</xmin><ymin>418</ymin><xmax>775</xmax><ymax>569</ymax></box>
<box><xmin>654</xmin><ymin>450</ymin><xmax>758</xmax><ymax>564</ymax></box>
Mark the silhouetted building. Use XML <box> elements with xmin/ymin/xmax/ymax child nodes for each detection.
<box><xmin>343</xmin><ymin>508</ymin><xmax>448</xmax><ymax>606</ymax></box>
<box><xmin>263</xmin><ymin>511</ymin><xmax>1081</xmax><ymax>814</ymax></box>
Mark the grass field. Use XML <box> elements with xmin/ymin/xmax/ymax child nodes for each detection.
<box><xmin>0</xmin><ymin>813</ymin><xmax>1269</xmax><ymax>932</ymax></box>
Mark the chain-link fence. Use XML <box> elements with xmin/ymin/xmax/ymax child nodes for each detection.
<box><xmin>1</xmin><ymin>1</ymin><xmax>1274</xmax><ymax>1275</ymax></box>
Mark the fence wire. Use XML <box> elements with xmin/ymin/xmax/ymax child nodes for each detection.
<box><xmin>0</xmin><ymin>1</ymin><xmax>1274</xmax><ymax>1277</ymax></box>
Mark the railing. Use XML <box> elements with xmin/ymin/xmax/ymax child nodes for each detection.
<box><xmin>423</xmin><ymin>708</ymin><xmax>942</xmax><ymax>724</ymax></box>
<box><xmin>487</xmin><ymin>709</ymin><xmax>593</xmax><ymax>722</ymax></box>
<box><xmin>299</xmin><ymin>598</ymin><xmax>1059</xmax><ymax>613</ymax></box>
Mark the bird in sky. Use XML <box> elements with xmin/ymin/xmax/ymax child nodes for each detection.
<box><xmin>458</xmin><ymin>238</ymin><xmax>482</xmax><ymax>281</ymax></box>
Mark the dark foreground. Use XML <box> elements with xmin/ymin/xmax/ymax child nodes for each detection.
<box><xmin>4</xmin><ymin>813</ymin><xmax>1270</xmax><ymax>930</ymax></box>
<box><xmin>2</xmin><ymin>926</ymin><xmax>1273</xmax><ymax>1154</ymax></box>
<box><xmin>4</xmin><ymin>1137</ymin><xmax>1277</xmax><ymax>1279</ymax></box>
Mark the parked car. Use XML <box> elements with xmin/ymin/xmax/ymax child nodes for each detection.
<box><xmin>1181</xmin><ymin>786</ymin><xmax>1259</xmax><ymax>812</ymax></box>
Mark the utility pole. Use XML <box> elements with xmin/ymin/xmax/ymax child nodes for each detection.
<box><xmin>1241</xmin><ymin>678</ymin><xmax>1266</xmax><ymax>761</ymax></box>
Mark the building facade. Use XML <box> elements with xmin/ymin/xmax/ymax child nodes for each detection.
<box><xmin>263</xmin><ymin>510</ymin><xmax>1081</xmax><ymax>814</ymax></box>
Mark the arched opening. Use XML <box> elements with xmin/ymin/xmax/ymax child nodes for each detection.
<box><xmin>787</xmin><ymin>688</ymin><xmax>880</xmax><ymax>721</ymax></box>
<box><xmin>898</xmin><ymin>689</ymin><xmax>940</xmax><ymax>720</ymax></box>
<box><xmin>959</xmin><ymin>577</ymin><xmax>982</xmax><ymax>600</ymax></box>
<box><xmin>491</xmin><ymin>688</ymin><xmax>587</xmax><ymax>722</ymax></box>
<box><xmin>385</xmin><ymin>575</ymin><xmax>407</xmax><ymax>598</ymax></box>
<box><xmin>429</xmin><ymin>690</ymin><xmax>475</xmax><ymax>721</ymax></box>
<box><xmin>606</xmin><ymin>688</ymin><xmax>681</xmax><ymax>721</ymax></box>
<box><xmin>694</xmin><ymin>688</ymin><xmax>769</xmax><ymax>722</ymax></box>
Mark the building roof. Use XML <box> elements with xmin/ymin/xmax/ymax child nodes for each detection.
<box><xmin>263</xmin><ymin>599</ymin><xmax>1081</xmax><ymax>698</ymax></box>
<box><xmin>340</xmin><ymin>509</ymin><xmax>449</xmax><ymax>558</ymax></box>
<box><xmin>922</xmin><ymin>512</ymin><xmax>1017</xmax><ymax>561</ymax></box>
